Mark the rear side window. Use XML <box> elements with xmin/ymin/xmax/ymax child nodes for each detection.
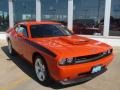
<box><xmin>15</xmin><ymin>25</ymin><xmax>28</xmax><ymax>37</ymax></box>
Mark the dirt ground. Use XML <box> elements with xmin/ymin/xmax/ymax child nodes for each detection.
<box><xmin>0</xmin><ymin>40</ymin><xmax>120</xmax><ymax>90</ymax></box>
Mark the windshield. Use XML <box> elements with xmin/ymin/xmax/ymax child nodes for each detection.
<box><xmin>30</xmin><ymin>24</ymin><xmax>72</xmax><ymax>38</ymax></box>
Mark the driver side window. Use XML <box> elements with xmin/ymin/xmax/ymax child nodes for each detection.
<box><xmin>15</xmin><ymin>25</ymin><xmax>28</xmax><ymax>37</ymax></box>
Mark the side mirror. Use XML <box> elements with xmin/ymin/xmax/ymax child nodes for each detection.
<box><xmin>17</xmin><ymin>33</ymin><xmax>23</xmax><ymax>37</ymax></box>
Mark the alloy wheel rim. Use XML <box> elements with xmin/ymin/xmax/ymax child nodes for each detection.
<box><xmin>35</xmin><ymin>58</ymin><xmax>46</xmax><ymax>82</ymax></box>
<box><xmin>8</xmin><ymin>41</ymin><xmax>12</xmax><ymax>54</ymax></box>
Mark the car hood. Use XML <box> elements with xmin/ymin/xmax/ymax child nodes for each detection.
<box><xmin>31</xmin><ymin>35</ymin><xmax>112</xmax><ymax>58</ymax></box>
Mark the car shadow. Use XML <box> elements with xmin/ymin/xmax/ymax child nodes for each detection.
<box><xmin>1</xmin><ymin>46</ymin><xmax>89</xmax><ymax>89</ymax></box>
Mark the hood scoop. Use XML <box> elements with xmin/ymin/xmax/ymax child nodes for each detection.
<box><xmin>60</xmin><ymin>35</ymin><xmax>89</xmax><ymax>45</ymax></box>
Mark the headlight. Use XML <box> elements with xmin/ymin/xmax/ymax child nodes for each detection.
<box><xmin>59</xmin><ymin>58</ymin><xmax>74</xmax><ymax>66</ymax></box>
<box><xmin>102</xmin><ymin>49</ymin><xmax>113</xmax><ymax>56</ymax></box>
<box><xmin>107</xmin><ymin>49</ymin><xmax>113</xmax><ymax>54</ymax></box>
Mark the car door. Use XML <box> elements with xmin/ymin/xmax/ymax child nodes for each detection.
<box><xmin>16</xmin><ymin>25</ymin><xmax>33</xmax><ymax>61</ymax></box>
<box><xmin>10</xmin><ymin>25</ymin><xmax>23</xmax><ymax>54</ymax></box>
<box><xmin>14</xmin><ymin>25</ymin><xmax>29</xmax><ymax>56</ymax></box>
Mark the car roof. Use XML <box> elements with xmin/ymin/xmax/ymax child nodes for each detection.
<box><xmin>18</xmin><ymin>21</ymin><xmax>61</xmax><ymax>26</ymax></box>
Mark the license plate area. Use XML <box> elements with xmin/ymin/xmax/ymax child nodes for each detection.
<box><xmin>91</xmin><ymin>65</ymin><xmax>102</xmax><ymax>74</ymax></box>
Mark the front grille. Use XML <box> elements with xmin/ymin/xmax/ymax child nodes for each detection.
<box><xmin>74</xmin><ymin>49</ymin><xmax>113</xmax><ymax>64</ymax></box>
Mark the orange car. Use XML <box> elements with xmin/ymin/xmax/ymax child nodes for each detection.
<box><xmin>6</xmin><ymin>21</ymin><xmax>114</xmax><ymax>85</ymax></box>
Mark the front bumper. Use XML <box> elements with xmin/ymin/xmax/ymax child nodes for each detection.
<box><xmin>50</xmin><ymin>53</ymin><xmax>113</xmax><ymax>84</ymax></box>
<box><xmin>60</xmin><ymin>67</ymin><xmax>107</xmax><ymax>85</ymax></box>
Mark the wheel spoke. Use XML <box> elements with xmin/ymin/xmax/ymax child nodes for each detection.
<box><xmin>41</xmin><ymin>65</ymin><xmax>45</xmax><ymax>72</ymax></box>
<box><xmin>35</xmin><ymin>64</ymin><xmax>40</xmax><ymax>71</ymax></box>
<box><xmin>38</xmin><ymin>59</ymin><xmax>42</xmax><ymax>67</ymax></box>
<box><xmin>38</xmin><ymin>71</ymin><xmax>45</xmax><ymax>81</ymax></box>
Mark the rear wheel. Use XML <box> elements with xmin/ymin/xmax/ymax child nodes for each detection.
<box><xmin>8</xmin><ymin>40</ymin><xmax>15</xmax><ymax>55</ymax></box>
<box><xmin>34</xmin><ymin>55</ymin><xmax>52</xmax><ymax>85</ymax></box>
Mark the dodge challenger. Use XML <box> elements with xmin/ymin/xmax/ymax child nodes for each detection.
<box><xmin>6</xmin><ymin>21</ymin><xmax>114</xmax><ymax>85</ymax></box>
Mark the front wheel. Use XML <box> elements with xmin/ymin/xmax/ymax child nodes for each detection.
<box><xmin>34</xmin><ymin>56</ymin><xmax>52</xmax><ymax>85</ymax></box>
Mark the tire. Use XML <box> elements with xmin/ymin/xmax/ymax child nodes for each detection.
<box><xmin>34</xmin><ymin>55</ymin><xmax>52</xmax><ymax>85</ymax></box>
<box><xmin>8</xmin><ymin>40</ymin><xmax>15</xmax><ymax>55</ymax></box>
